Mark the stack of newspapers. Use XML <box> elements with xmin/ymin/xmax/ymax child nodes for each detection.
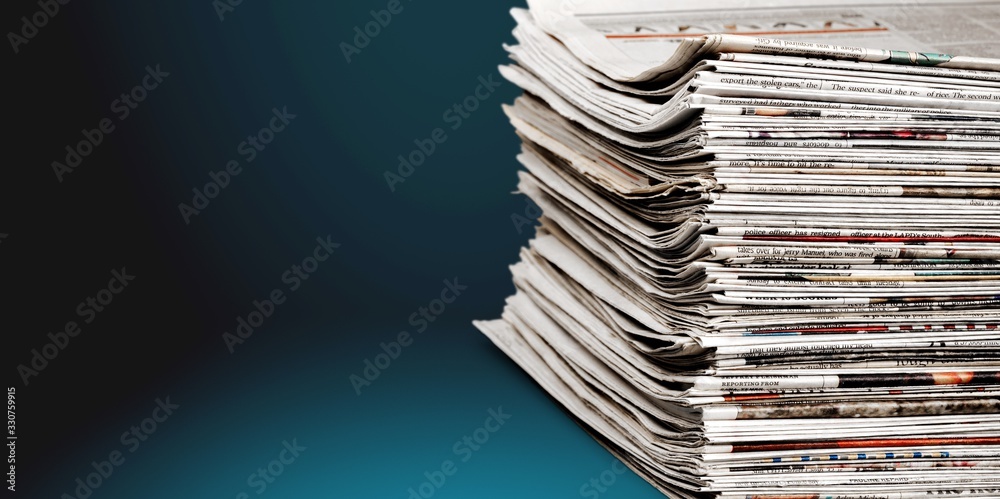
<box><xmin>475</xmin><ymin>1</ymin><xmax>1000</xmax><ymax>497</ymax></box>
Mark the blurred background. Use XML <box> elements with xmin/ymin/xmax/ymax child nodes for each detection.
<box><xmin>3</xmin><ymin>1</ymin><xmax>662</xmax><ymax>497</ymax></box>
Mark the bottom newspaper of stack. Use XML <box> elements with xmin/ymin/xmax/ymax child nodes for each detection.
<box><xmin>475</xmin><ymin>111</ymin><xmax>1000</xmax><ymax>498</ymax></box>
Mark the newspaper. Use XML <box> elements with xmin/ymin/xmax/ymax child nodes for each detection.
<box><xmin>528</xmin><ymin>0</ymin><xmax>1000</xmax><ymax>82</ymax></box>
<box><xmin>479</xmin><ymin>1</ymin><xmax>1000</xmax><ymax>497</ymax></box>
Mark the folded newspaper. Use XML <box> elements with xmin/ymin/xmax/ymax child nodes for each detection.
<box><xmin>475</xmin><ymin>1</ymin><xmax>1000</xmax><ymax>497</ymax></box>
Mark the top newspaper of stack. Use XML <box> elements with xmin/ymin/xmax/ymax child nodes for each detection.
<box><xmin>529</xmin><ymin>0</ymin><xmax>1000</xmax><ymax>84</ymax></box>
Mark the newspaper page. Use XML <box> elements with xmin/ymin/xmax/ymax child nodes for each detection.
<box><xmin>527</xmin><ymin>0</ymin><xmax>1000</xmax><ymax>82</ymax></box>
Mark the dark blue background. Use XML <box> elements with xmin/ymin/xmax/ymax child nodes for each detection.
<box><xmin>4</xmin><ymin>1</ymin><xmax>662</xmax><ymax>497</ymax></box>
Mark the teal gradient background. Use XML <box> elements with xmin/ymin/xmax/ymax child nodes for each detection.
<box><xmin>4</xmin><ymin>0</ymin><xmax>664</xmax><ymax>497</ymax></box>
